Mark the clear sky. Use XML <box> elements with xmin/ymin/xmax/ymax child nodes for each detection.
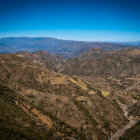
<box><xmin>0</xmin><ymin>0</ymin><xmax>140</xmax><ymax>41</ymax></box>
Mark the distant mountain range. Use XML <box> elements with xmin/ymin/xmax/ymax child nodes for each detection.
<box><xmin>0</xmin><ymin>37</ymin><xmax>139</xmax><ymax>57</ymax></box>
<box><xmin>112</xmin><ymin>41</ymin><xmax>140</xmax><ymax>46</ymax></box>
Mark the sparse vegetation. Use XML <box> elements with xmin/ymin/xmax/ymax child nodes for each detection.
<box><xmin>0</xmin><ymin>50</ymin><xmax>139</xmax><ymax>140</ymax></box>
<box><xmin>27</xmin><ymin>94</ymin><xmax>35</xmax><ymax>98</ymax></box>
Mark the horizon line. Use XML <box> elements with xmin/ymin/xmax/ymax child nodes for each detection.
<box><xmin>0</xmin><ymin>36</ymin><xmax>140</xmax><ymax>43</ymax></box>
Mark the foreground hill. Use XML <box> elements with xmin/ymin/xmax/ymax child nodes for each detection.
<box><xmin>0</xmin><ymin>37</ymin><xmax>139</xmax><ymax>57</ymax></box>
<box><xmin>0</xmin><ymin>85</ymin><xmax>60</xmax><ymax>140</ymax></box>
<box><xmin>1</xmin><ymin>54</ymin><xmax>139</xmax><ymax>140</ymax></box>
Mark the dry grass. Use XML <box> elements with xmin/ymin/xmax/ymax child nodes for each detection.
<box><xmin>50</xmin><ymin>75</ymin><xmax>68</xmax><ymax>85</ymax></box>
<box><xmin>32</xmin><ymin>108</ymin><xmax>52</xmax><ymax>128</ymax></box>
<box><xmin>101</xmin><ymin>91</ymin><xmax>110</xmax><ymax>97</ymax></box>
<box><xmin>127</xmin><ymin>49</ymin><xmax>140</xmax><ymax>56</ymax></box>
<box><xmin>69</xmin><ymin>78</ymin><xmax>88</xmax><ymax>90</ymax></box>
<box><xmin>88</xmin><ymin>90</ymin><xmax>96</xmax><ymax>95</ymax></box>
<box><xmin>17</xmin><ymin>101</ymin><xmax>52</xmax><ymax>128</ymax></box>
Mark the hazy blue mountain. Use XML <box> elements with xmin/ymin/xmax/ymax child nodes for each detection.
<box><xmin>0</xmin><ymin>37</ymin><xmax>139</xmax><ymax>57</ymax></box>
<box><xmin>112</xmin><ymin>41</ymin><xmax>140</xmax><ymax>46</ymax></box>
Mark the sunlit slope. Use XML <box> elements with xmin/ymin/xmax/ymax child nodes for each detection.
<box><xmin>0</xmin><ymin>54</ymin><xmax>130</xmax><ymax>140</ymax></box>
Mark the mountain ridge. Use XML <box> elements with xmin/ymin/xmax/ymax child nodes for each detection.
<box><xmin>0</xmin><ymin>37</ymin><xmax>139</xmax><ymax>58</ymax></box>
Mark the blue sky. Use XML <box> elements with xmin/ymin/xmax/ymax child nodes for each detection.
<box><xmin>0</xmin><ymin>0</ymin><xmax>140</xmax><ymax>41</ymax></box>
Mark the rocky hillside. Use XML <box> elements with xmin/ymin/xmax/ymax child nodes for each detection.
<box><xmin>61</xmin><ymin>49</ymin><xmax>140</xmax><ymax>104</ymax></box>
<box><xmin>0</xmin><ymin>85</ymin><xmax>61</xmax><ymax>140</ymax></box>
<box><xmin>120</xmin><ymin>120</ymin><xmax>140</xmax><ymax>140</ymax></box>
<box><xmin>62</xmin><ymin>48</ymin><xmax>140</xmax><ymax>79</ymax></box>
<box><xmin>0</xmin><ymin>54</ymin><xmax>136</xmax><ymax>140</ymax></box>
<box><xmin>16</xmin><ymin>50</ymin><xmax>65</xmax><ymax>72</ymax></box>
<box><xmin>128</xmin><ymin>101</ymin><xmax>140</xmax><ymax>118</ymax></box>
<box><xmin>120</xmin><ymin>101</ymin><xmax>140</xmax><ymax>140</ymax></box>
